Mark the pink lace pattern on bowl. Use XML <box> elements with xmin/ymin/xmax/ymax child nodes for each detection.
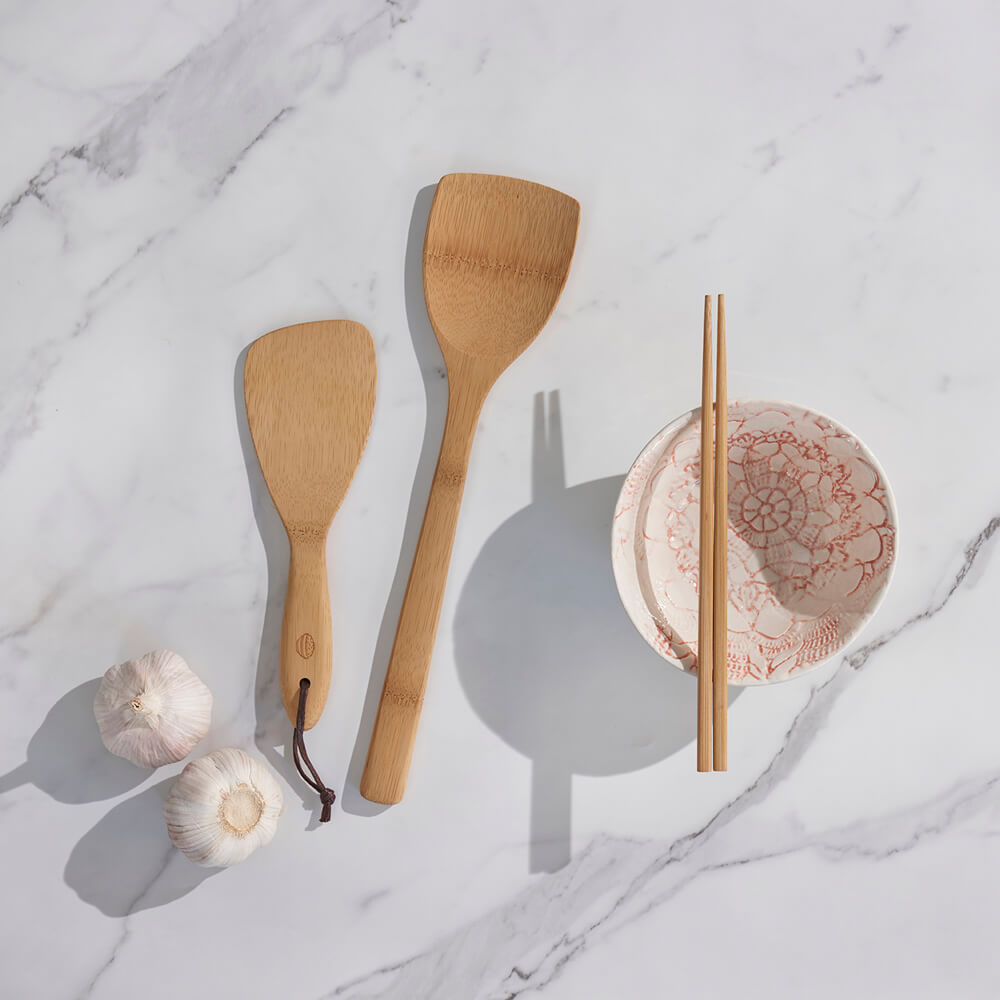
<box><xmin>613</xmin><ymin>401</ymin><xmax>897</xmax><ymax>684</ymax></box>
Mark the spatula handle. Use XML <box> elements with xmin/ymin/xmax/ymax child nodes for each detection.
<box><xmin>280</xmin><ymin>537</ymin><xmax>332</xmax><ymax>729</ymax></box>
<box><xmin>361</xmin><ymin>385</ymin><xmax>485</xmax><ymax>803</ymax></box>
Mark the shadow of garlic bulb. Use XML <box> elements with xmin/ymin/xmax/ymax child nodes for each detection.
<box><xmin>94</xmin><ymin>650</ymin><xmax>212</xmax><ymax>768</ymax></box>
<box><xmin>165</xmin><ymin>748</ymin><xmax>283</xmax><ymax>866</ymax></box>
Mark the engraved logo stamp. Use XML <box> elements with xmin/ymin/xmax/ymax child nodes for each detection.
<box><xmin>295</xmin><ymin>632</ymin><xmax>316</xmax><ymax>659</ymax></box>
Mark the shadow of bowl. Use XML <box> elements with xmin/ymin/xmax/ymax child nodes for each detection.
<box><xmin>456</xmin><ymin>475</ymin><xmax>698</xmax><ymax>774</ymax></box>
<box><xmin>453</xmin><ymin>393</ymin><xmax>741</xmax><ymax>871</ymax></box>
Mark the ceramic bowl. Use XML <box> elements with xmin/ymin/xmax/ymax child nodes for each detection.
<box><xmin>612</xmin><ymin>400</ymin><xmax>897</xmax><ymax>684</ymax></box>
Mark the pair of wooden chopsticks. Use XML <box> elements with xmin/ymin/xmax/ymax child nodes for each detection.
<box><xmin>698</xmin><ymin>294</ymin><xmax>727</xmax><ymax>772</ymax></box>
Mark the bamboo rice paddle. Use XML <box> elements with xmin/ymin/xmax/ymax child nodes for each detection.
<box><xmin>361</xmin><ymin>174</ymin><xmax>580</xmax><ymax>804</ymax></box>
<box><xmin>244</xmin><ymin>320</ymin><xmax>377</xmax><ymax>731</ymax></box>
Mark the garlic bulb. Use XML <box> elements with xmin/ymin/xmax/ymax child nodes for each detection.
<box><xmin>94</xmin><ymin>650</ymin><xmax>212</xmax><ymax>768</ymax></box>
<box><xmin>164</xmin><ymin>748</ymin><xmax>283</xmax><ymax>866</ymax></box>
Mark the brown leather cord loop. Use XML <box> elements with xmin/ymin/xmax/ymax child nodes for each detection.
<box><xmin>292</xmin><ymin>678</ymin><xmax>336</xmax><ymax>822</ymax></box>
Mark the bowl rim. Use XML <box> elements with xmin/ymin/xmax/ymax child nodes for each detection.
<box><xmin>610</xmin><ymin>397</ymin><xmax>899</xmax><ymax>686</ymax></box>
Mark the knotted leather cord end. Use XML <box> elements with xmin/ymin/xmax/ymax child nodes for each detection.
<box><xmin>292</xmin><ymin>678</ymin><xmax>336</xmax><ymax>823</ymax></box>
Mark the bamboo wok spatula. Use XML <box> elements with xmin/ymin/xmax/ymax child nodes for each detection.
<box><xmin>361</xmin><ymin>173</ymin><xmax>580</xmax><ymax>804</ymax></box>
<box><xmin>244</xmin><ymin>320</ymin><xmax>376</xmax><ymax>817</ymax></box>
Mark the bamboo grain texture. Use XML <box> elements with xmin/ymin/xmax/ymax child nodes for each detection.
<box><xmin>713</xmin><ymin>294</ymin><xmax>728</xmax><ymax>771</ymax></box>
<box><xmin>698</xmin><ymin>296</ymin><xmax>714</xmax><ymax>772</ymax></box>
<box><xmin>244</xmin><ymin>320</ymin><xmax>376</xmax><ymax>729</ymax></box>
<box><xmin>361</xmin><ymin>173</ymin><xmax>580</xmax><ymax>804</ymax></box>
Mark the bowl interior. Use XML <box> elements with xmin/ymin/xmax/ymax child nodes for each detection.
<box><xmin>612</xmin><ymin>400</ymin><xmax>897</xmax><ymax>684</ymax></box>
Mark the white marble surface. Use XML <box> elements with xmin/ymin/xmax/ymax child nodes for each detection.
<box><xmin>2</xmin><ymin>1</ymin><xmax>998</xmax><ymax>997</ymax></box>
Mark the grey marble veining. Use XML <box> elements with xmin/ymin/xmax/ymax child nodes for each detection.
<box><xmin>2</xmin><ymin>2</ymin><xmax>998</xmax><ymax>998</ymax></box>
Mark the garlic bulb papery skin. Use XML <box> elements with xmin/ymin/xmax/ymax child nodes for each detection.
<box><xmin>164</xmin><ymin>748</ymin><xmax>283</xmax><ymax>867</ymax></box>
<box><xmin>94</xmin><ymin>650</ymin><xmax>213</xmax><ymax>768</ymax></box>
